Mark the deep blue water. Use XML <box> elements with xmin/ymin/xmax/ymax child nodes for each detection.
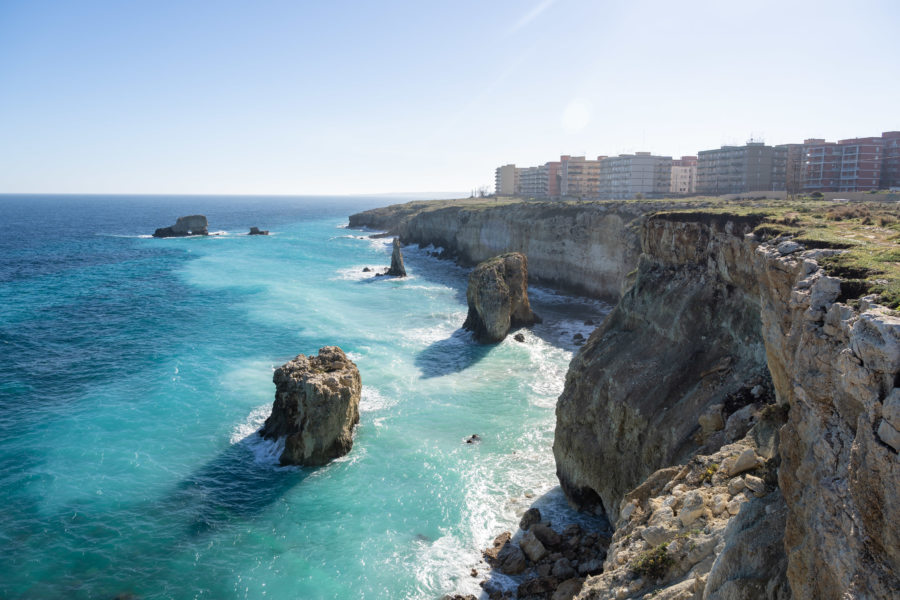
<box><xmin>0</xmin><ymin>195</ymin><xmax>607</xmax><ymax>599</ymax></box>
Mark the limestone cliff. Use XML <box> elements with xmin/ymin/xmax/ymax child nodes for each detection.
<box><xmin>260</xmin><ymin>346</ymin><xmax>361</xmax><ymax>466</ymax></box>
<box><xmin>462</xmin><ymin>252</ymin><xmax>539</xmax><ymax>343</ymax></box>
<box><xmin>350</xmin><ymin>201</ymin><xmax>679</xmax><ymax>301</ymax></box>
<box><xmin>353</xmin><ymin>199</ymin><xmax>899</xmax><ymax>598</ymax></box>
<box><xmin>555</xmin><ymin>212</ymin><xmax>899</xmax><ymax>598</ymax></box>
<box><xmin>554</xmin><ymin>214</ymin><xmax>771</xmax><ymax>524</ymax></box>
<box><xmin>754</xmin><ymin>246</ymin><xmax>900</xmax><ymax>599</ymax></box>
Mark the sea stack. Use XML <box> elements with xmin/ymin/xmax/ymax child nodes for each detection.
<box><xmin>248</xmin><ymin>227</ymin><xmax>269</xmax><ymax>235</ymax></box>
<box><xmin>259</xmin><ymin>346</ymin><xmax>361</xmax><ymax>466</ymax></box>
<box><xmin>387</xmin><ymin>237</ymin><xmax>406</xmax><ymax>277</ymax></box>
<box><xmin>152</xmin><ymin>215</ymin><xmax>209</xmax><ymax>238</ymax></box>
<box><xmin>463</xmin><ymin>252</ymin><xmax>539</xmax><ymax>343</ymax></box>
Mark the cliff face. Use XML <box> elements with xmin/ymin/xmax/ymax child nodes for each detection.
<box><xmin>554</xmin><ymin>214</ymin><xmax>770</xmax><ymax>524</ymax></box>
<box><xmin>351</xmin><ymin>201</ymin><xmax>659</xmax><ymax>301</ymax></box>
<box><xmin>555</xmin><ymin>212</ymin><xmax>900</xmax><ymax>598</ymax></box>
<box><xmin>352</xmin><ymin>199</ymin><xmax>899</xmax><ymax>598</ymax></box>
<box><xmin>755</xmin><ymin>246</ymin><xmax>900</xmax><ymax>599</ymax></box>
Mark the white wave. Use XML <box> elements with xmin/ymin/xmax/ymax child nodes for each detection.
<box><xmin>360</xmin><ymin>386</ymin><xmax>397</xmax><ymax>412</ymax></box>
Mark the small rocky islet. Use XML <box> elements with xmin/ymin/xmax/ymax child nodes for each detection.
<box><xmin>259</xmin><ymin>346</ymin><xmax>361</xmax><ymax>467</ymax></box>
<box><xmin>151</xmin><ymin>214</ymin><xmax>270</xmax><ymax>237</ymax></box>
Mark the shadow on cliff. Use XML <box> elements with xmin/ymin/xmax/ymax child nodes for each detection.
<box><xmin>415</xmin><ymin>328</ymin><xmax>493</xmax><ymax>378</ymax></box>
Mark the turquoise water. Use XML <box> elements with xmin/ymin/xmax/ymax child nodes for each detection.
<box><xmin>0</xmin><ymin>195</ymin><xmax>607</xmax><ymax>599</ymax></box>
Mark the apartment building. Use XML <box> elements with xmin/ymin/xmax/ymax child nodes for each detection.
<box><xmin>494</xmin><ymin>164</ymin><xmax>518</xmax><ymax>196</ymax></box>
<box><xmin>772</xmin><ymin>144</ymin><xmax>805</xmax><ymax>195</ymax></box>
<box><xmin>598</xmin><ymin>152</ymin><xmax>672</xmax><ymax>199</ymax></box>
<box><xmin>517</xmin><ymin>166</ymin><xmax>544</xmax><ymax>197</ymax></box>
<box><xmin>697</xmin><ymin>142</ymin><xmax>777</xmax><ymax>194</ymax></box>
<box><xmin>881</xmin><ymin>131</ymin><xmax>900</xmax><ymax>189</ymax></box>
<box><xmin>560</xmin><ymin>155</ymin><xmax>604</xmax><ymax>198</ymax></box>
<box><xmin>669</xmin><ymin>156</ymin><xmax>697</xmax><ymax>195</ymax></box>
<box><xmin>802</xmin><ymin>137</ymin><xmax>883</xmax><ymax>193</ymax></box>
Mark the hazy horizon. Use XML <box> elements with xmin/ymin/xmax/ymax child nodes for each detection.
<box><xmin>2</xmin><ymin>0</ymin><xmax>898</xmax><ymax>195</ymax></box>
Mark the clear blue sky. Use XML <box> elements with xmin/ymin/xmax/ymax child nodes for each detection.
<box><xmin>1</xmin><ymin>0</ymin><xmax>898</xmax><ymax>195</ymax></box>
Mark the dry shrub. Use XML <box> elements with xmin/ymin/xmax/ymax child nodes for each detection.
<box><xmin>826</xmin><ymin>205</ymin><xmax>870</xmax><ymax>221</ymax></box>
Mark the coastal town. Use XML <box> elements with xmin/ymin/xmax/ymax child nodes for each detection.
<box><xmin>494</xmin><ymin>131</ymin><xmax>900</xmax><ymax>199</ymax></box>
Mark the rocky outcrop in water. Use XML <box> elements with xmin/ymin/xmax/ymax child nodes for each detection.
<box><xmin>152</xmin><ymin>215</ymin><xmax>209</xmax><ymax>237</ymax></box>
<box><xmin>259</xmin><ymin>346</ymin><xmax>361</xmax><ymax>466</ymax></box>
<box><xmin>387</xmin><ymin>237</ymin><xmax>406</xmax><ymax>276</ymax></box>
<box><xmin>248</xmin><ymin>227</ymin><xmax>269</xmax><ymax>235</ymax></box>
<box><xmin>462</xmin><ymin>253</ymin><xmax>539</xmax><ymax>343</ymax></box>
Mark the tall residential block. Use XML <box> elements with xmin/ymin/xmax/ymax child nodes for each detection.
<box><xmin>773</xmin><ymin>144</ymin><xmax>805</xmax><ymax>195</ymax></box>
<box><xmin>881</xmin><ymin>131</ymin><xmax>900</xmax><ymax>189</ymax></box>
<box><xmin>598</xmin><ymin>152</ymin><xmax>673</xmax><ymax>199</ymax></box>
<box><xmin>802</xmin><ymin>137</ymin><xmax>883</xmax><ymax>193</ymax></box>
<box><xmin>560</xmin><ymin>155</ymin><xmax>604</xmax><ymax>199</ymax></box>
<box><xmin>669</xmin><ymin>156</ymin><xmax>697</xmax><ymax>195</ymax></box>
<box><xmin>517</xmin><ymin>166</ymin><xmax>544</xmax><ymax>197</ymax></box>
<box><xmin>697</xmin><ymin>142</ymin><xmax>777</xmax><ymax>194</ymax></box>
<box><xmin>494</xmin><ymin>164</ymin><xmax>518</xmax><ymax>196</ymax></box>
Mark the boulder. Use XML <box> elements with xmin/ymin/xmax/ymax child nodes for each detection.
<box><xmin>259</xmin><ymin>346</ymin><xmax>361</xmax><ymax>466</ymax></box>
<box><xmin>152</xmin><ymin>214</ymin><xmax>208</xmax><ymax>237</ymax></box>
<box><xmin>248</xmin><ymin>226</ymin><xmax>269</xmax><ymax>235</ymax></box>
<box><xmin>387</xmin><ymin>237</ymin><xmax>406</xmax><ymax>276</ymax></box>
<box><xmin>520</xmin><ymin>530</ymin><xmax>548</xmax><ymax>562</ymax></box>
<box><xmin>462</xmin><ymin>253</ymin><xmax>540</xmax><ymax>343</ymax></box>
<box><xmin>519</xmin><ymin>507</ymin><xmax>542</xmax><ymax>530</ymax></box>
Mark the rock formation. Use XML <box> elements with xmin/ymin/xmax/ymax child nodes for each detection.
<box><xmin>350</xmin><ymin>200</ymin><xmax>671</xmax><ymax>302</ymax></box>
<box><xmin>554</xmin><ymin>214</ymin><xmax>769</xmax><ymax>523</ymax></box>
<box><xmin>248</xmin><ymin>227</ymin><xmax>269</xmax><ymax>235</ymax></box>
<box><xmin>152</xmin><ymin>215</ymin><xmax>209</xmax><ymax>237</ymax></box>
<box><xmin>357</xmin><ymin>200</ymin><xmax>900</xmax><ymax>598</ymax></box>
<box><xmin>259</xmin><ymin>346</ymin><xmax>361</xmax><ymax>466</ymax></box>
<box><xmin>554</xmin><ymin>212</ymin><xmax>899</xmax><ymax>598</ymax></box>
<box><xmin>387</xmin><ymin>237</ymin><xmax>406</xmax><ymax>276</ymax></box>
<box><xmin>462</xmin><ymin>252</ymin><xmax>539</xmax><ymax>343</ymax></box>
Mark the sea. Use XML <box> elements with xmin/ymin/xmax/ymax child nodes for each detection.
<box><xmin>0</xmin><ymin>195</ymin><xmax>608</xmax><ymax>600</ymax></box>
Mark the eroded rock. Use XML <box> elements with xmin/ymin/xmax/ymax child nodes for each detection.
<box><xmin>387</xmin><ymin>237</ymin><xmax>406</xmax><ymax>277</ymax></box>
<box><xmin>259</xmin><ymin>346</ymin><xmax>361</xmax><ymax>466</ymax></box>
<box><xmin>152</xmin><ymin>214</ymin><xmax>208</xmax><ymax>237</ymax></box>
<box><xmin>462</xmin><ymin>252</ymin><xmax>539</xmax><ymax>343</ymax></box>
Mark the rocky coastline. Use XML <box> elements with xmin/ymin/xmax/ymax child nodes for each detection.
<box><xmin>351</xmin><ymin>199</ymin><xmax>900</xmax><ymax>599</ymax></box>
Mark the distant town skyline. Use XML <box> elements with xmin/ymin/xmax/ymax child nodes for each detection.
<box><xmin>1</xmin><ymin>0</ymin><xmax>898</xmax><ymax>195</ymax></box>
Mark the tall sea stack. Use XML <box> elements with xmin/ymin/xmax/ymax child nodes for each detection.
<box><xmin>259</xmin><ymin>346</ymin><xmax>361</xmax><ymax>466</ymax></box>
<box><xmin>463</xmin><ymin>252</ymin><xmax>539</xmax><ymax>343</ymax></box>
<box><xmin>387</xmin><ymin>237</ymin><xmax>406</xmax><ymax>277</ymax></box>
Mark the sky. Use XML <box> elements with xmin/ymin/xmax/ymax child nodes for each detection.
<box><xmin>1</xmin><ymin>0</ymin><xmax>899</xmax><ymax>195</ymax></box>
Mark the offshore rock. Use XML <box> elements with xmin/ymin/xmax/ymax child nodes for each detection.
<box><xmin>260</xmin><ymin>346</ymin><xmax>361</xmax><ymax>466</ymax></box>
<box><xmin>462</xmin><ymin>252</ymin><xmax>539</xmax><ymax>343</ymax></box>
<box><xmin>152</xmin><ymin>214</ymin><xmax>208</xmax><ymax>237</ymax></box>
<box><xmin>387</xmin><ymin>237</ymin><xmax>406</xmax><ymax>276</ymax></box>
<box><xmin>248</xmin><ymin>226</ymin><xmax>269</xmax><ymax>235</ymax></box>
